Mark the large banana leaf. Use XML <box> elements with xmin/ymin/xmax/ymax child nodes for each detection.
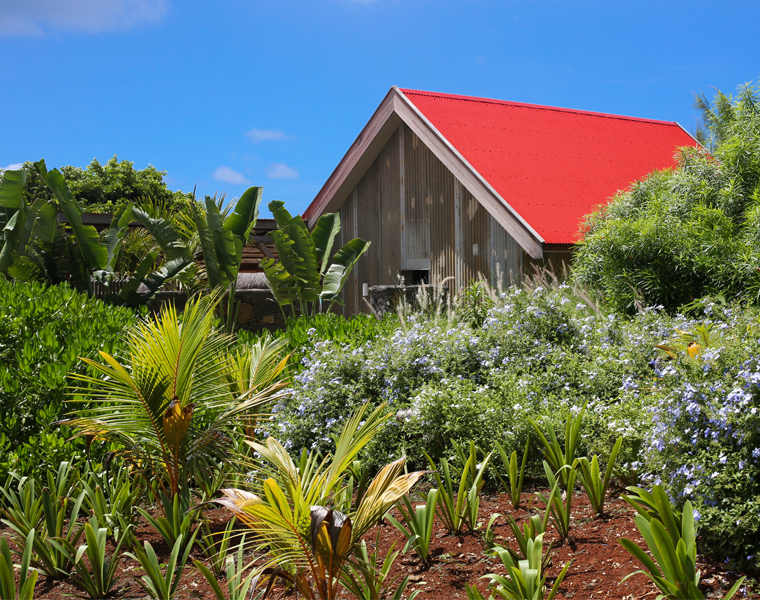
<box><xmin>66</xmin><ymin>236</ymin><xmax>94</xmax><ymax>294</ymax></box>
<box><xmin>132</xmin><ymin>207</ymin><xmax>190</xmax><ymax>262</ymax></box>
<box><xmin>193</xmin><ymin>191</ymin><xmax>262</xmax><ymax>292</ymax></box>
<box><xmin>224</xmin><ymin>185</ymin><xmax>262</xmax><ymax>240</ymax></box>
<box><xmin>103</xmin><ymin>203</ymin><xmax>134</xmax><ymax>272</ymax></box>
<box><xmin>269</xmin><ymin>201</ymin><xmax>320</xmax><ymax>297</ymax></box>
<box><xmin>261</xmin><ymin>256</ymin><xmax>298</xmax><ymax>308</ymax></box>
<box><xmin>311</xmin><ymin>213</ymin><xmax>340</xmax><ymax>276</ymax></box>
<box><xmin>115</xmin><ymin>253</ymin><xmax>192</xmax><ymax>306</ymax></box>
<box><xmin>320</xmin><ymin>238</ymin><xmax>371</xmax><ymax>303</ymax></box>
<box><xmin>192</xmin><ymin>198</ymin><xmax>237</xmax><ymax>290</ymax></box>
<box><xmin>35</xmin><ymin>160</ymin><xmax>107</xmax><ymax>270</ymax></box>
<box><xmin>0</xmin><ymin>169</ymin><xmax>26</xmax><ymax>233</ymax></box>
<box><xmin>0</xmin><ymin>197</ymin><xmax>57</xmax><ymax>277</ymax></box>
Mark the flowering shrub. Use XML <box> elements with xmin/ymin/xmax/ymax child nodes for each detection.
<box><xmin>275</xmin><ymin>285</ymin><xmax>659</xmax><ymax>470</ymax></box>
<box><xmin>640</xmin><ymin>303</ymin><xmax>760</xmax><ymax>568</ymax></box>
<box><xmin>276</xmin><ymin>286</ymin><xmax>760</xmax><ymax>566</ymax></box>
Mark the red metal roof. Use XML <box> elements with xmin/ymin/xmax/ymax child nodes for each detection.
<box><xmin>400</xmin><ymin>89</ymin><xmax>698</xmax><ymax>244</ymax></box>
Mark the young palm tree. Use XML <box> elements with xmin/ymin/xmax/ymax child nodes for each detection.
<box><xmin>216</xmin><ymin>403</ymin><xmax>425</xmax><ymax>600</ymax></box>
<box><xmin>66</xmin><ymin>293</ymin><xmax>289</xmax><ymax>506</ymax></box>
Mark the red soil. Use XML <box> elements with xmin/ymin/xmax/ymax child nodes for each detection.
<box><xmin>2</xmin><ymin>489</ymin><xmax>756</xmax><ymax>599</ymax></box>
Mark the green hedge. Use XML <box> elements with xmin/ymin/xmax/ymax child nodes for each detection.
<box><xmin>0</xmin><ymin>280</ymin><xmax>136</xmax><ymax>477</ymax></box>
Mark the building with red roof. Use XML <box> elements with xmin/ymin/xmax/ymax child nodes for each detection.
<box><xmin>304</xmin><ymin>86</ymin><xmax>697</xmax><ymax>314</ymax></box>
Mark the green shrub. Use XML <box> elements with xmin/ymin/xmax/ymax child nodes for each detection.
<box><xmin>0</xmin><ymin>280</ymin><xmax>135</xmax><ymax>478</ymax></box>
<box><xmin>237</xmin><ymin>311</ymin><xmax>394</xmax><ymax>370</ymax></box>
<box><xmin>573</xmin><ymin>81</ymin><xmax>760</xmax><ymax>311</ymax></box>
<box><xmin>638</xmin><ymin>301</ymin><xmax>760</xmax><ymax>569</ymax></box>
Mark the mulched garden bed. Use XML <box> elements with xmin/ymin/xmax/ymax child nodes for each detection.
<box><xmin>2</xmin><ymin>489</ymin><xmax>756</xmax><ymax>599</ymax></box>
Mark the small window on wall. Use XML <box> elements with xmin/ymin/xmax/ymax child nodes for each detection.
<box><xmin>399</xmin><ymin>270</ymin><xmax>429</xmax><ymax>285</ymax></box>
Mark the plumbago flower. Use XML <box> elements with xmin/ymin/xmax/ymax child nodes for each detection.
<box><xmin>640</xmin><ymin>305</ymin><xmax>760</xmax><ymax>568</ymax></box>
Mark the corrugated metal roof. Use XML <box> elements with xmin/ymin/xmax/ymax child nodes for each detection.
<box><xmin>400</xmin><ymin>88</ymin><xmax>698</xmax><ymax>243</ymax></box>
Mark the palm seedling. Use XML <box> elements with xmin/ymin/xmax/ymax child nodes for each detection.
<box><xmin>49</xmin><ymin>518</ymin><xmax>130</xmax><ymax>599</ymax></box>
<box><xmin>536</xmin><ymin>462</ymin><xmax>576</xmax><ymax>543</ymax></box>
<box><xmin>215</xmin><ymin>402</ymin><xmax>426</xmax><ymax>600</ymax></box>
<box><xmin>126</xmin><ymin>532</ymin><xmax>197</xmax><ymax>600</ymax></box>
<box><xmin>0</xmin><ymin>474</ymin><xmax>43</xmax><ymax>540</ymax></box>
<box><xmin>503</xmin><ymin>512</ymin><xmax>553</xmax><ymax>571</ymax></box>
<box><xmin>0</xmin><ymin>529</ymin><xmax>37</xmax><ymax>600</ymax></box>
<box><xmin>194</xmin><ymin>532</ymin><xmax>260</xmax><ymax>600</ymax></box>
<box><xmin>66</xmin><ymin>293</ymin><xmax>289</xmax><ymax>515</ymax></box>
<box><xmin>425</xmin><ymin>440</ymin><xmax>492</xmax><ymax>534</ymax></box>
<box><xmin>341</xmin><ymin>534</ymin><xmax>420</xmax><ymax>600</ymax></box>
<box><xmin>137</xmin><ymin>488</ymin><xmax>198</xmax><ymax>556</ymax></box>
<box><xmin>493</xmin><ymin>437</ymin><xmax>530</xmax><ymax>509</ymax></box>
<box><xmin>196</xmin><ymin>516</ymin><xmax>239</xmax><ymax>578</ymax></box>
<box><xmin>2</xmin><ymin>462</ymin><xmax>87</xmax><ymax>579</ymax></box>
<box><xmin>81</xmin><ymin>463</ymin><xmax>143</xmax><ymax>543</ymax></box>
<box><xmin>476</xmin><ymin>533</ymin><xmax>570</xmax><ymax>600</ymax></box>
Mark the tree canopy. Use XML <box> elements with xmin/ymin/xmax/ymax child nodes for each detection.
<box><xmin>572</xmin><ymin>80</ymin><xmax>760</xmax><ymax>311</ymax></box>
<box><xmin>1</xmin><ymin>156</ymin><xmax>192</xmax><ymax>214</ymax></box>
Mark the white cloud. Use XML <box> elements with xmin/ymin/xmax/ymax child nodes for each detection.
<box><xmin>266</xmin><ymin>163</ymin><xmax>299</xmax><ymax>180</ymax></box>
<box><xmin>0</xmin><ymin>0</ymin><xmax>169</xmax><ymax>36</ymax></box>
<box><xmin>213</xmin><ymin>166</ymin><xmax>250</xmax><ymax>186</ymax></box>
<box><xmin>2</xmin><ymin>163</ymin><xmax>24</xmax><ymax>171</ymax></box>
<box><xmin>245</xmin><ymin>128</ymin><xmax>289</xmax><ymax>142</ymax></box>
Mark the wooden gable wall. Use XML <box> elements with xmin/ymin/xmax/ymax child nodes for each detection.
<box><xmin>338</xmin><ymin>123</ymin><xmax>526</xmax><ymax>315</ymax></box>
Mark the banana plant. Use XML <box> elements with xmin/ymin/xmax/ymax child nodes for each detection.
<box><xmin>261</xmin><ymin>200</ymin><xmax>370</xmax><ymax>317</ymax></box>
<box><xmin>190</xmin><ymin>187</ymin><xmax>262</xmax><ymax>332</ymax></box>
<box><xmin>0</xmin><ymin>163</ymin><xmax>194</xmax><ymax>304</ymax></box>
<box><xmin>0</xmin><ymin>168</ymin><xmax>57</xmax><ymax>280</ymax></box>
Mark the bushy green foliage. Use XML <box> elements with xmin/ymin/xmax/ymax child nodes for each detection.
<box><xmin>238</xmin><ymin>311</ymin><xmax>395</xmax><ymax>369</ymax></box>
<box><xmin>6</xmin><ymin>156</ymin><xmax>193</xmax><ymax>215</ymax></box>
<box><xmin>573</xmin><ymin>81</ymin><xmax>760</xmax><ymax>311</ymax></box>
<box><xmin>0</xmin><ymin>280</ymin><xmax>135</xmax><ymax>478</ymax></box>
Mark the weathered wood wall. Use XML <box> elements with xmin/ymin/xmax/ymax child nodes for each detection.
<box><xmin>338</xmin><ymin>123</ymin><xmax>526</xmax><ymax>315</ymax></box>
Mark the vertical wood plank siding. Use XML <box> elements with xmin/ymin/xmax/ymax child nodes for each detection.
<box><xmin>334</xmin><ymin>123</ymin><xmax>524</xmax><ymax>314</ymax></box>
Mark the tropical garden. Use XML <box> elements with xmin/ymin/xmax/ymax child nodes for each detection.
<box><xmin>0</xmin><ymin>81</ymin><xmax>759</xmax><ymax>600</ymax></box>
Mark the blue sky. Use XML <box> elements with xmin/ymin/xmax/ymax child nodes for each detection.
<box><xmin>2</xmin><ymin>0</ymin><xmax>759</xmax><ymax>217</ymax></box>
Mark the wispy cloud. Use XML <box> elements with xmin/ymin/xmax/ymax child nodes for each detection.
<box><xmin>213</xmin><ymin>166</ymin><xmax>250</xmax><ymax>185</ymax></box>
<box><xmin>245</xmin><ymin>128</ymin><xmax>289</xmax><ymax>142</ymax></box>
<box><xmin>0</xmin><ymin>0</ymin><xmax>169</xmax><ymax>36</ymax></box>
<box><xmin>266</xmin><ymin>163</ymin><xmax>299</xmax><ymax>180</ymax></box>
<box><xmin>2</xmin><ymin>163</ymin><xmax>24</xmax><ymax>171</ymax></box>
